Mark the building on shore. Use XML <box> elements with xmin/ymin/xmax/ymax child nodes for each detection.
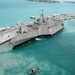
<box><xmin>28</xmin><ymin>0</ymin><xmax>60</xmax><ymax>3</ymax></box>
<box><xmin>63</xmin><ymin>1</ymin><xmax>75</xmax><ymax>3</ymax></box>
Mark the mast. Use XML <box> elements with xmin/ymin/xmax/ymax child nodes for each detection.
<box><xmin>40</xmin><ymin>10</ymin><xmax>44</xmax><ymax>21</ymax></box>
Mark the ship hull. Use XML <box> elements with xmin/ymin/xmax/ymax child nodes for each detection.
<box><xmin>10</xmin><ymin>22</ymin><xmax>64</xmax><ymax>48</ymax></box>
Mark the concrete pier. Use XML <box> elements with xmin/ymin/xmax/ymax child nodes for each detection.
<box><xmin>48</xmin><ymin>14</ymin><xmax>75</xmax><ymax>20</ymax></box>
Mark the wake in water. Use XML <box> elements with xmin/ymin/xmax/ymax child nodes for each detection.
<box><xmin>1</xmin><ymin>55</ymin><xmax>69</xmax><ymax>75</ymax></box>
<box><xmin>35</xmin><ymin>38</ymin><xmax>42</xmax><ymax>41</ymax></box>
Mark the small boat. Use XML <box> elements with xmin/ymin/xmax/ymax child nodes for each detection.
<box><xmin>29</xmin><ymin>68</ymin><xmax>39</xmax><ymax>74</ymax></box>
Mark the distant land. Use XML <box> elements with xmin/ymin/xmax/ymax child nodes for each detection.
<box><xmin>28</xmin><ymin>0</ymin><xmax>60</xmax><ymax>3</ymax></box>
<box><xmin>63</xmin><ymin>1</ymin><xmax>75</xmax><ymax>3</ymax></box>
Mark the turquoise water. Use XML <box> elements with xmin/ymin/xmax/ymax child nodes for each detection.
<box><xmin>0</xmin><ymin>1</ymin><xmax>75</xmax><ymax>75</ymax></box>
<box><xmin>0</xmin><ymin>1</ymin><xmax>75</xmax><ymax>27</ymax></box>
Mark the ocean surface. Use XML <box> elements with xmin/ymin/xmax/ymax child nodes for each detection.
<box><xmin>0</xmin><ymin>1</ymin><xmax>75</xmax><ymax>75</ymax></box>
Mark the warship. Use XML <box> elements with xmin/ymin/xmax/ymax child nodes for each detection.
<box><xmin>0</xmin><ymin>10</ymin><xmax>66</xmax><ymax>48</ymax></box>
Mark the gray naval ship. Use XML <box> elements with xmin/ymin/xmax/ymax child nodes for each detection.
<box><xmin>0</xmin><ymin>10</ymin><xmax>64</xmax><ymax>48</ymax></box>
